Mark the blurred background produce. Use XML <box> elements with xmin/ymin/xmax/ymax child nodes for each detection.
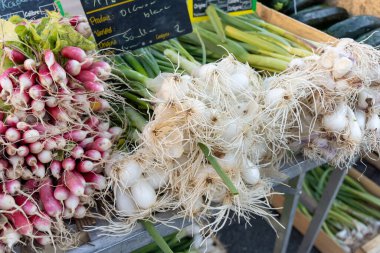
<box><xmin>260</xmin><ymin>0</ymin><xmax>380</xmax><ymax>47</ymax></box>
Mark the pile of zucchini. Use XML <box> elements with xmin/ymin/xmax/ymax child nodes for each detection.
<box><xmin>260</xmin><ymin>0</ymin><xmax>380</xmax><ymax>47</ymax></box>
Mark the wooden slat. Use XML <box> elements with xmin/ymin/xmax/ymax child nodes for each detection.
<box><xmin>271</xmin><ymin>194</ymin><xmax>345</xmax><ymax>253</ymax></box>
<box><xmin>355</xmin><ymin>248</ymin><xmax>366</xmax><ymax>253</ymax></box>
<box><xmin>256</xmin><ymin>3</ymin><xmax>337</xmax><ymax>43</ymax></box>
<box><xmin>364</xmin><ymin>153</ymin><xmax>380</xmax><ymax>171</ymax></box>
<box><xmin>348</xmin><ymin>168</ymin><xmax>380</xmax><ymax>198</ymax></box>
<box><xmin>361</xmin><ymin>234</ymin><xmax>380</xmax><ymax>253</ymax></box>
<box><xmin>75</xmin><ymin>217</ymin><xmax>96</xmax><ymax>231</ymax></box>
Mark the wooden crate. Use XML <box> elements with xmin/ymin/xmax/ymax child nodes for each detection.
<box><xmin>327</xmin><ymin>0</ymin><xmax>380</xmax><ymax>17</ymax></box>
<box><xmin>271</xmin><ymin>168</ymin><xmax>380</xmax><ymax>253</ymax></box>
<box><xmin>356</xmin><ymin>234</ymin><xmax>380</xmax><ymax>253</ymax></box>
<box><xmin>271</xmin><ymin>194</ymin><xmax>345</xmax><ymax>253</ymax></box>
<box><xmin>256</xmin><ymin>3</ymin><xmax>336</xmax><ymax>43</ymax></box>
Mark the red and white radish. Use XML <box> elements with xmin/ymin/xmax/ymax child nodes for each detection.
<box><xmin>65</xmin><ymin>59</ymin><xmax>82</xmax><ymax>76</ymax></box>
<box><xmin>23</xmin><ymin>129</ymin><xmax>40</xmax><ymax>144</ymax></box>
<box><xmin>28</xmin><ymin>85</ymin><xmax>46</xmax><ymax>100</ymax></box>
<box><xmin>23</xmin><ymin>59</ymin><xmax>36</xmax><ymax>70</ymax></box>
<box><xmin>61</xmin><ymin>47</ymin><xmax>87</xmax><ymax>63</ymax></box>
<box><xmin>62</xmin><ymin>158</ymin><xmax>76</xmax><ymax>171</ymax></box>
<box><xmin>1</xmin><ymin>226</ymin><xmax>21</xmax><ymax>248</ymax></box>
<box><xmin>19</xmin><ymin>71</ymin><xmax>36</xmax><ymax>92</ymax></box>
<box><xmin>63</xmin><ymin>171</ymin><xmax>85</xmax><ymax>196</ymax></box>
<box><xmin>35</xmin><ymin>232</ymin><xmax>52</xmax><ymax>246</ymax></box>
<box><xmin>30</xmin><ymin>213</ymin><xmax>52</xmax><ymax>233</ymax></box>
<box><xmin>5</xmin><ymin>180</ymin><xmax>21</xmax><ymax>195</ymax></box>
<box><xmin>0</xmin><ymin>194</ymin><xmax>15</xmax><ymax>210</ymax></box>
<box><xmin>16</xmin><ymin>146</ymin><xmax>29</xmax><ymax>157</ymax></box>
<box><xmin>49</xmin><ymin>63</ymin><xmax>68</xmax><ymax>86</ymax></box>
<box><xmin>82</xmin><ymin>173</ymin><xmax>106</xmax><ymax>190</ymax></box>
<box><xmin>26</xmin><ymin>155</ymin><xmax>37</xmax><ymax>167</ymax></box>
<box><xmin>64</xmin><ymin>194</ymin><xmax>79</xmax><ymax>211</ymax></box>
<box><xmin>44</xmin><ymin>138</ymin><xmax>57</xmax><ymax>151</ymax></box>
<box><xmin>5</xmin><ymin>211</ymin><xmax>33</xmax><ymax>236</ymax></box>
<box><xmin>29</xmin><ymin>141</ymin><xmax>44</xmax><ymax>154</ymax></box>
<box><xmin>64</xmin><ymin>130</ymin><xmax>88</xmax><ymax>142</ymax></box>
<box><xmin>14</xmin><ymin>195</ymin><xmax>38</xmax><ymax>216</ymax></box>
<box><xmin>37</xmin><ymin>150</ymin><xmax>53</xmax><ymax>164</ymax></box>
<box><xmin>73</xmin><ymin>205</ymin><xmax>86</xmax><ymax>219</ymax></box>
<box><xmin>31</xmin><ymin>163</ymin><xmax>45</xmax><ymax>178</ymax></box>
<box><xmin>38</xmin><ymin>64</ymin><xmax>53</xmax><ymax>88</ymax></box>
<box><xmin>84</xmin><ymin>150</ymin><xmax>102</xmax><ymax>161</ymax></box>
<box><xmin>5</xmin><ymin>128</ymin><xmax>21</xmax><ymax>142</ymax></box>
<box><xmin>71</xmin><ymin>146</ymin><xmax>84</xmax><ymax>159</ymax></box>
<box><xmin>91</xmin><ymin>137</ymin><xmax>112</xmax><ymax>152</ymax></box>
<box><xmin>5</xmin><ymin>48</ymin><xmax>26</xmax><ymax>64</ymax></box>
<box><xmin>77</xmin><ymin>160</ymin><xmax>94</xmax><ymax>173</ymax></box>
<box><xmin>83</xmin><ymin>81</ymin><xmax>104</xmax><ymax>92</ymax></box>
<box><xmin>39</xmin><ymin>178</ymin><xmax>63</xmax><ymax>217</ymax></box>
<box><xmin>54</xmin><ymin>185</ymin><xmax>70</xmax><ymax>201</ymax></box>
<box><xmin>50</xmin><ymin>160</ymin><xmax>62</xmax><ymax>179</ymax></box>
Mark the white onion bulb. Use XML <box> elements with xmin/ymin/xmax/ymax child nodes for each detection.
<box><xmin>322</xmin><ymin>103</ymin><xmax>348</xmax><ymax>132</ymax></box>
<box><xmin>131</xmin><ymin>180</ymin><xmax>157</xmax><ymax>209</ymax></box>
<box><xmin>118</xmin><ymin>159</ymin><xmax>142</xmax><ymax>187</ymax></box>
<box><xmin>242</xmin><ymin>160</ymin><xmax>260</xmax><ymax>185</ymax></box>
<box><xmin>115</xmin><ymin>187</ymin><xmax>137</xmax><ymax>216</ymax></box>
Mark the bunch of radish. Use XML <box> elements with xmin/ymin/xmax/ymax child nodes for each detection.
<box><xmin>62</xmin><ymin>16</ymin><xmax>93</xmax><ymax>39</ymax></box>
<box><xmin>0</xmin><ymin>15</ymin><xmax>123</xmax><ymax>251</ymax></box>
<box><xmin>263</xmin><ymin>38</ymin><xmax>380</xmax><ymax>167</ymax></box>
<box><xmin>102</xmin><ymin>55</ymin><xmax>277</xmax><ymax>236</ymax></box>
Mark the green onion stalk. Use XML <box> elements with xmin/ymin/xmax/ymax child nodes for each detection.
<box><xmin>174</xmin><ymin>5</ymin><xmax>317</xmax><ymax>73</ymax></box>
<box><xmin>140</xmin><ymin>220</ymin><xmax>174</xmax><ymax>253</ymax></box>
<box><xmin>109</xmin><ymin>44</ymin><xmax>239</xmax><ymax>195</ymax></box>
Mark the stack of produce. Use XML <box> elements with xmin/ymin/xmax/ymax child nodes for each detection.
<box><xmin>165</xmin><ymin>6</ymin><xmax>380</xmax><ymax>166</ymax></box>
<box><xmin>299</xmin><ymin>166</ymin><xmax>380</xmax><ymax>253</ymax></box>
<box><xmin>265</xmin><ymin>38</ymin><xmax>380</xmax><ymax>166</ymax></box>
<box><xmin>327</xmin><ymin>16</ymin><xmax>380</xmax><ymax>47</ymax></box>
<box><xmin>0</xmin><ymin>13</ymin><xmax>123</xmax><ymax>251</ymax></box>
<box><xmin>260</xmin><ymin>0</ymin><xmax>380</xmax><ymax>47</ymax></box>
<box><xmin>100</xmin><ymin>52</ymin><xmax>277</xmax><ymax>238</ymax></box>
<box><xmin>96</xmin><ymin>5</ymin><xmax>380</xmax><ymax>249</ymax></box>
<box><xmin>1</xmin><ymin>5</ymin><xmax>380</xmax><ymax>252</ymax></box>
<box><xmin>175</xmin><ymin>5</ymin><xmax>314</xmax><ymax>72</ymax></box>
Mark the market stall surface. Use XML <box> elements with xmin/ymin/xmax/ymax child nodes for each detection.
<box><xmin>219</xmin><ymin>217</ymin><xmax>319</xmax><ymax>253</ymax></box>
<box><xmin>219</xmin><ymin>161</ymin><xmax>380</xmax><ymax>253</ymax></box>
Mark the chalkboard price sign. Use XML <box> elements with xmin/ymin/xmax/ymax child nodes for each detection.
<box><xmin>80</xmin><ymin>0</ymin><xmax>193</xmax><ymax>51</ymax></box>
<box><xmin>189</xmin><ymin>0</ymin><xmax>254</xmax><ymax>22</ymax></box>
<box><xmin>193</xmin><ymin>0</ymin><xmax>252</xmax><ymax>16</ymax></box>
<box><xmin>0</xmin><ymin>0</ymin><xmax>59</xmax><ymax>20</ymax></box>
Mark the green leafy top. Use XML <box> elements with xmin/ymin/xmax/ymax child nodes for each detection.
<box><xmin>7</xmin><ymin>11</ymin><xmax>95</xmax><ymax>56</ymax></box>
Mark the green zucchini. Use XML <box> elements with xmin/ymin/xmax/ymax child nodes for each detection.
<box><xmin>356</xmin><ymin>28</ymin><xmax>380</xmax><ymax>47</ymax></box>
<box><xmin>290</xmin><ymin>4</ymin><xmax>328</xmax><ymax>16</ymax></box>
<box><xmin>292</xmin><ymin>7</ymin><xmax>349</xmax><ymax>29</ymax></box>
<box><xmin>327</xmin><ymin>16</ymin><xmax>380</xmax><ymax>39</ymax></box>
<box><xmin>260</xmin><ymin>0</ymin><xmax>290</xmax><ymax>11</ymax></box>
<box><xmin>283</xmin><ymin>0</ymin><xmax>325</xmax><ymax>14</ymax></box>
<box><xmin>271</xmin><ymin>0</ymin><xmax>291</xmax><ymax>11</ymax></box>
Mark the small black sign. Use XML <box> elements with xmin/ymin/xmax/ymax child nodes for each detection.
<box><xmin>193</xmin><ymin>0</ymin><xmax>252</xmax><ymax>17</ymax></box>
<box><xmin>80</xmin><ymin>0</ymin><xmax>193</xmax><ymax>51</ymax></box>
<box><xmin>0</xmin><ymin>0</ymin><xmax>58</xmax><ymax>20</ymax></box>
